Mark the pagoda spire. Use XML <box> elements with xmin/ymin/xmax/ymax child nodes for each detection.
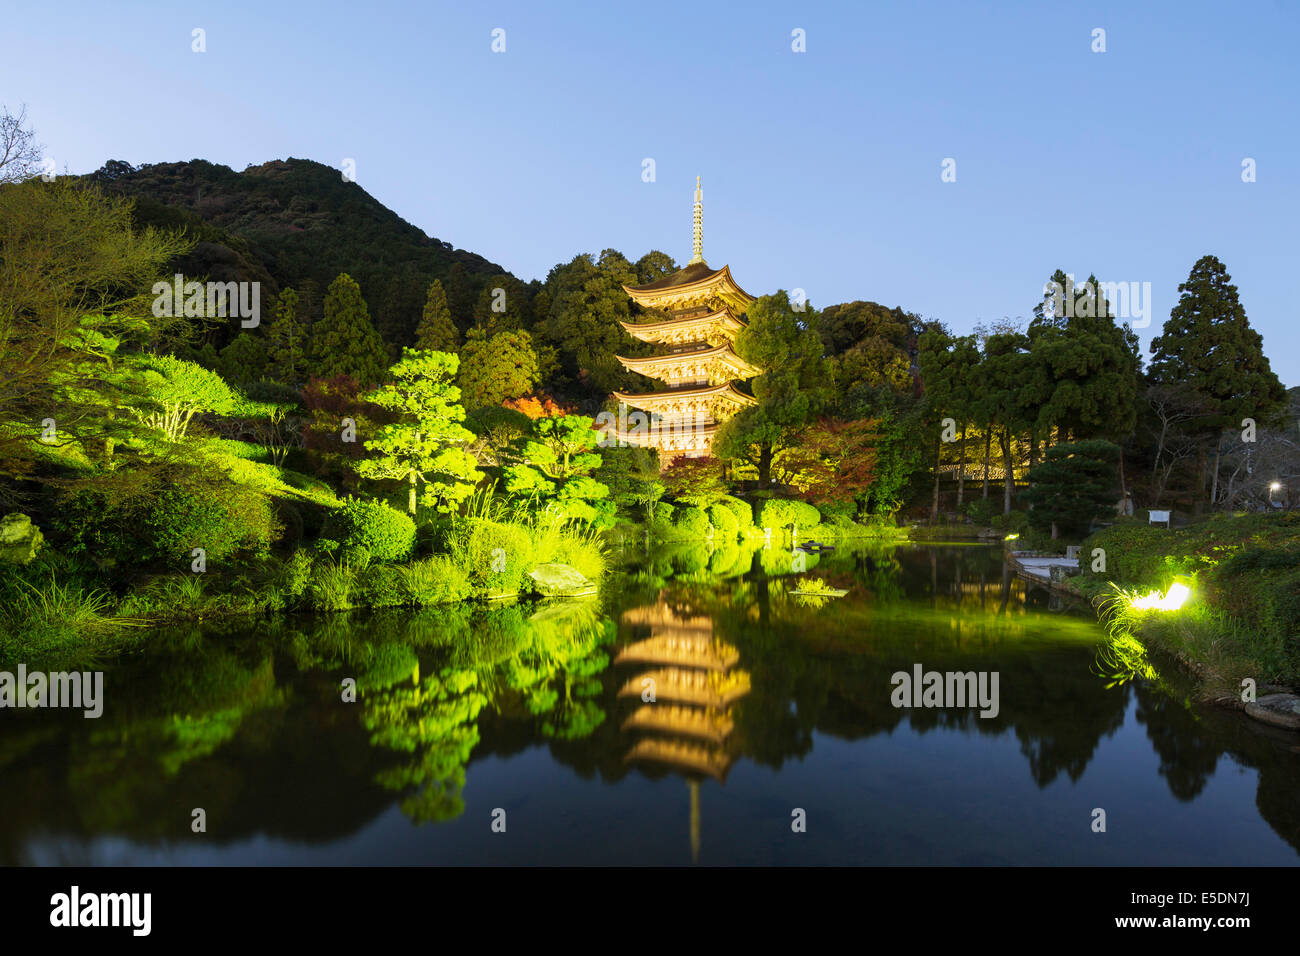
<box><xmin>689</xmin><ymin>176</ymin><xmax>704</xmax><ymax>264</ymax></box>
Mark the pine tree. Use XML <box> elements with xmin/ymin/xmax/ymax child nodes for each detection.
<box><xmin>355</xmin><ymin>349</ymin><xmax>482</xmax><ymax>515</ymax></box>
<box><xmin>1023</xmin><ymin>440</ymin><xmax>1120</xmax><ymax>538</ymax></box>
<box><xmin>310</xmin><ymin>273</ymin><xmax>390</xmax><ymax>386</ymax></box>
<box><xmin>219</xmin><ymin>332</ymin><xmax>268</xmax><ymax>384</ymax></box>
<box><xmin>1150</xmin><ymin>256</ymin><xmax>1285</xmax><ymax>432</ymax></box>
<box><xmin>1028</xmin><ymin>269</ymin><xmax>1139</xmax><ymax>443</ymax></box>
<box><xmin>1149</xmin><ymin>256</ymin><xmax>1286</xmax><ymax>504</ymax></box>
<box><xmin>267</xmin><ymin>287</ymin><xmax>309</xmax><ymax>384</ymax></box>
<box><xmin>414</xmin><ymin>280</ymin><xmax>460</xmax><ymax>352</ymax></box>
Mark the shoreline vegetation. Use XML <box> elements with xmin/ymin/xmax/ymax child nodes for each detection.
<box><xmin>0</xmin><ymin>476</ymin><xmax>915</xmax><ymax>665</ymax></box>
<box><xmin>1004</xmin><ymin>512</ymin><xmax>1300</xmax><ymax>704</ymax></box>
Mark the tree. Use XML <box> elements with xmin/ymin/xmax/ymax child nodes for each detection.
<box><xmin>502</xmin><ymin>415</ymin><xmax>612</xmax><ymax>525</ymax></box>
<box><xmin>1149</xmin><ymin>255</ymin><xmax>1286</xmax><ymax>507</ymax></box>
<box><xmin>917</xmin><ymin>331</ymin><xmax>980</xmax><ymax>512</ymax></box>
<box><xmin>310</xmin><ymin>273</ymin><xmax>389</xmax><ymax>386</ymax></box>
<box><xmin>1028</xmin><ymin>270</ymin><xmax>1140</xmax><ymax>444</ymax></box>
<box><xmin>814</xmin><ymin>300</ymin><xmax>912</xmax><ymax>357</ymax></box>
<box><xmin>474</xmin><ymin>273</ymin><xmax>534</xmax><ymax>332</ymax></box>
<box><xmin>355</xmin><ymin>349</ymin><xmax>482</xmax><ymax>515</ymax></box>
<box><xmin>714</xmin><ymin>291</ymin><xmax>830</xmax><ymax>485</ymax></box>
<box><xmin>0</xmin><ymin>177</ymin><xmax>190</xmax><ymax>474</ymax></box>
<box><xmin>457</xmin><ymin>327</ymin><xmax>541</xmax><ymax>410</ymax></box>
<box><xmin>376</xmin><ymin>271</ymin><xmax>426</xmax><ymax>349</ymax></box>
<box><xmin>661</xmin><ymin>456</ymin><xmax>728</xmax><ymax>507</ymax></box>
<box><xmin>414</xmin><ymin>279</ymin><xmax>459</xmax><ymax>352</ymax></box>
<box><xmin>780</xmin><ymin>418</ymin><xmax>883</xmax><ymax>506</ymax></box>
<box><xmin>124</xmin><ymin>355</ymin><xmax>241</xmax><ymax>442</ymax></box>
<box><xmin>266</xmin><ymin>287</ymin><xmax>310</xmax><ymax>384</ymax></box>
<box><xmin>537</xmin><ymin>250</ymin><xmax>639</xmax><ymax>395</ymax></box>
<box><xmin>979</xmin><ymin>331</ymin><xmax>1037</xmax><ymax>514</ymax></box>
<box><xmin>0</xmin><ymin>104</ymin><xmax>42</xmax><ymax>184</ymax></box>
<box><xmin>219</xmin><ymin>331</ymin><xmax>268</xmax><ymax>384</ymax></box>
<box><xmin>1023</xmin><ymin>440</ymin><xmax>1121</xmax><ymax>539</ymax></box>
<box><xmin>634</xmin><ymin>250</ymin><xmax>677</xmax><ymax>284</ymax></box>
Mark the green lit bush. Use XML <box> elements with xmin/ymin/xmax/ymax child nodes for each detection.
<box><xmin>673</xmin><ymin>505</ymin><xmax>712</xmax><ymax>539</ymax></box>
<box><xmin>708</xmin><ymin>502</ymin><xmax>740</xmax><ymax>538</ymax></box>
<box><xmin>757</xmin><ymin>499</ymin><xmax>822</xmax><ymax>534</ymax></box>
<box><xmin>399</xmin><ymin>556</ymin><xmax>473</xmax><ymax>605</ymax></box>
<box><xmin>321</xmin><ymin>497</ymin><xmax>416</xmax><ymax>562</ymax></box>
<box><xmin>718</xmin><ymin>495</ymin><xmax>754</xmax><ymax>532</ymax></box>
<box><xmin>816</xmin><ymin>499</ymin><xmax>857</xmax><ymax>526</ymax></box>
<box><xmin>53</xmin><ymin>476</ymin><xmax>280</xmax><ymax>567</ymax></box>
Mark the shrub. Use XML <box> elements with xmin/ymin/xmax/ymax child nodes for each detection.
<box><xmin>962</xmin><ymin>498</ymin><xmax>995</xmax><ymax>526</ymax></box>
<box><xmin>673</xmin><ymin>505</ymin><xmax>712</xmax><ymax>540</ymax></box>
<box><xmin>816</xmin><ymin>499</ymin><xmax>857</xmax><ymax>526</ymax></box>
<box><xmin>708</xmin><ymin>503</ymin><xmax>740</xmax><ymax>538</ymax></box>
<box><xmin>445</xmin><ymin>515</ymin><xmax>535</xmax><ymax>593</ymax></box>
<box><xmin>546</xmin><ymin>531</ymin><xmax>607</xmax><ymax>582</ymax></box>
<box><xmin>990</xmin><ymin>509</ymin><xmax>1029</xmax><ymax>534</ymax></box>
<box><xmin>322</xmin><ymin>497</ymin><xmax>416</xmax><ymax>562</ymax></box>
<box><xmin>757</xmin><ymin>498</ymin><xmax>822</xmax><ymax>535</ymax></box>
<box><xmin>718</xmin><ymin>496</ymin><xmax>754</xmax><ymax>532</ymax></box>
<box><xmin>307</xmin><ymin>554</ymin><xmax>362</xmax><ymax>611</ymax></box>
<box><xmin>279</xmin><ymin>549</ymin><xmax>314</xmax><ymax>601</ymax></box>
<box><xmin>649</xmin><ymin>501</ymin><xmax>676</xmax><ymax>537</ymax></box>
<box><xmin>358</xmin><ymin>564</ymin><xmax>407</xmax><ymax>608</ymax></box>
<box><xmin>53</xmin><ymin>478</ymin><xmax>280</xmax><ymax>567</ymax></box>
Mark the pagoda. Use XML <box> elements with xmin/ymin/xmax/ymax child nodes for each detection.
<box><xmin>610</xmin><ymin>178</ymin><xmax>760</xmax><ymax>463</ymax></box>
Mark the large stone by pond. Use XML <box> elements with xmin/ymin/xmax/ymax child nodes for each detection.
<box><xmin>527</xmin><ymin>563</ymin><xmax>595</xmax><ymax>596</ymax></box>
<box><xmin>0</xmin><ymin>513</ymin><xmax>44</xmax><ymax>565</ymax></box>
<box><xmin>1244</xmin><ymin>694</ymin><xmax>1300</xmax><ymax>731</ymax></box>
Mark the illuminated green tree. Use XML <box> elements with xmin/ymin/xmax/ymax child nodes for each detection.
<box><xmin>502</xmin><ymin>414</ymin><xmax>611</xmax><ymax>524</ymax></box>
<box><xmin>355</xmin><ymin>349</ymin><xmax>483</xmax><ymax>515</ymax></box>
<box><xmin>714</xmin><ymin>291</ymin><xmax>831</xmax><ymax>485</ymax></box>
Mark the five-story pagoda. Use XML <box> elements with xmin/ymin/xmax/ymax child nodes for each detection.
<box><xmin>610</xmin><ymin>178</ymin><xmax>759</xmax><ymax>462</ymax></box>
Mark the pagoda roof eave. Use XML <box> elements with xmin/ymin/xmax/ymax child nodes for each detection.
<box><xmin>611</xmin><ymin>381</ymin><xmax>757</xmax><ymax>406</ymax></box>
<box><xmin>618</xmin><ymin>308</ymin><xmax>745</xmax><ymax>335</ymax></box>
<box><xmin>615</xmin><ymin>342</ymin><xmax>761</xmax><ymax>378</ymax></box>
<box><xmin>622</xmin><ymin>264</ymin><xmax>756</xmax><ymax>307</ymax></box>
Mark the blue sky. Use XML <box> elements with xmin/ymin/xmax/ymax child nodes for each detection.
<box><xmin>4</xmin><ymin>0</ymin><xmax>1297</xmax><ymax>384</ymax></box>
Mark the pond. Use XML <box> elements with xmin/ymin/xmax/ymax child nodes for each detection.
<box><xmin>3</xmin><ymin>541</ymin><xmax>1297</xmax><ymax>865</ymax></box>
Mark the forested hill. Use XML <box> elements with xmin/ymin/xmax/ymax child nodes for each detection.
<box><xmin>80</xmin><ymin>157</ymin><xmax>510</xmax><ymax>327</ymax></box>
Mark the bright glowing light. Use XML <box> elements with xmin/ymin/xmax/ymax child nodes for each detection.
<box><xmin>1004</xmin><ymin>533</ymin><xmax>1019</xmax><ymax>541</ymax></box>
<box><xmin>1130</xmin><ymin>582</ymin><xmax>1191</xmax><ymax>611</ymax></box>
<box><xmin>1270</xmin><ymin>481</ymin><xmax>1282</xmax><ymax>492</ymax></box>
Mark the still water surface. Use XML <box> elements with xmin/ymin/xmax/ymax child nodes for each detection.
<box><xmin>3</xmin><ymin>542</ymin><xmax>1297</xmax><ymax>865</ymax></box>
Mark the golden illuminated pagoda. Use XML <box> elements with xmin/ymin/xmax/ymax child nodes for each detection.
<box><xmin>610</xmin><ymin>178</ymin><xmax>760</xmax><ymax>464</ymax></box>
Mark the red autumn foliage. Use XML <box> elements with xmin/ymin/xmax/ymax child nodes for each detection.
<box><xmin>503</xmin><ymin>393</ymin><xmax>574</xmax><ymax>420</ymax></box>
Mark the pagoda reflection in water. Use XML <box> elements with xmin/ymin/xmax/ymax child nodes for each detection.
<box><xmin>615</xmin><ymin>599</ymin><xmax>751</xmax><ymax>861</ymax></box>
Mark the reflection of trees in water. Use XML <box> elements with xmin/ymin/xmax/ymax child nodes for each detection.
<box><xmin>7</xmin><ymin>542</ymin><xmax>1299</xmax><ymax>861</ymax></box>
<box><xmin>1132</xmin><ymin>683</ymin><xmax>1219</xmax><ymax>801</ymax></box>
<box><xmin>700</xmin><ymin>558</ymin><xmax>1132</xmax><ymax>788</ymax></box>
<box><xmin>359</xmin><ymin>601</ymin><xmax>615</xmax><ymax>823</ymax></box>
